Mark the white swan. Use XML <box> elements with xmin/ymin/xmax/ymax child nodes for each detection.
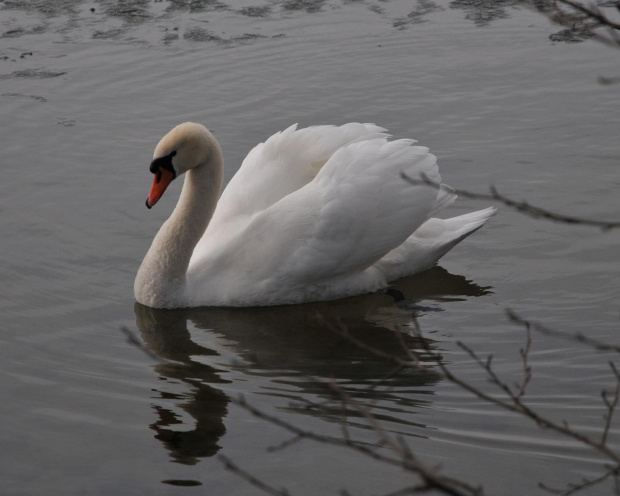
<box><xmin>134</xmin><ymin>122</ymin><xmax>496</xmax><ymax>308</ymax></box>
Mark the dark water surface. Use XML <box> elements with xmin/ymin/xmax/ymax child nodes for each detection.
<box><xmin>1</xmin><ymin>1</ymin><xmax>619</xmax><ymax>495</ymax></box>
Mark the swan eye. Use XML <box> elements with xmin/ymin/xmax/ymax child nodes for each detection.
<box><xmin>149</xmin><ymin>150</ymin><xmax>178</xmax><ymax>178</ymax></box>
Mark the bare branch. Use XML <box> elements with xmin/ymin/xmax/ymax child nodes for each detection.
<box><xmin>602</xmin><ymin>362</ymin><xmax>620</xmax><ymax>446</ymax></box>
<box><xmin>523</xmin><ymin>0</ymin><xmax>620</xmax><ymax>49</ymax></box>
<box><xmin>556</xmin><ymin>0</ymin><xmax>620</xmax><ymax>30</ymax></box>
<box><xmin>345</xmin><ymin>316</ymin><xmax>620</xmax><ymax>467</ymax></box>
<box><xmin>412</xmin><ymin>317</ymin><xmax>620</xmax><ymax>466</ymax></box>
<box><xmin>230</xmin><ymin>394</ymin><xmax>413</xmax><ymax>470</ymax></box>
<box><xmin>267</xmin><ymin>434</ymin><xmax>304</xmax><ymax>453</ymax></box>
<box><xmin>230</xmin><ymin>391</ymin><xmax>482</xmax><ymax>496</ymax></box>
<box><xmin>499</xmin><ymin>313</ymin><xmax>620</xmax><ymax>464</ymax></box>
<box><xmin>401</xmin><ymin>172</ymin><xmax>620</xmax><ymax>231</ymax></box>
<box><xmin>457</xmin><ymin>341</ymin><xmax>517</xmax><ymax>398</ymax></box>
<box><xmin>327</xmin><ymin>380</ymin><xmax>483</xmax><ymax>496</ymax></box>
<box><xmin>506</xmin><ymin>309</ymin><xmax>620</xmax><ymax>354</ymax></box>
<box><xmin>120</xmin><ymin>326</ymin><xmax>168</xmax><ymax>363</ymax></box>
<box><xmin>516</xmin><ymin>320</ymin><xmax>533</xmax><ymax>398</ymax></box>
<box><xmin>539</xmin><ymin>465</ymin><xmax>620</xmax><ymax>495</ymax></box>
<box><xmin>219</xmin><ymin>454</ymin><xmax>291</xmax><ymax>496</ymax></box>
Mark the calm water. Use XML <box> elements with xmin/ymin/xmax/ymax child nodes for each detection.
<box><xmin>1</xmin><ymin>1</ymin><xmax>619</xmax><ymax>494</ymax></box>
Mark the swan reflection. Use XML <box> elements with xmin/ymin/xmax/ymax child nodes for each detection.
<box><xmin>134</xmin><ymin>267</ymin><xmax>490</xmax><ymax>465</ymax></box>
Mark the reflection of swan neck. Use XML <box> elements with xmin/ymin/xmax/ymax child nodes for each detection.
<box><xmin>135</xmin><ymin>138</ymin><xmax>223</xmax><ymax>308</ymax></box>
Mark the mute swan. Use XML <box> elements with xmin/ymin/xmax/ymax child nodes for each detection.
<box><xmin>135</xmin><ymin>122</ymin><xmax>496</xmax><ymax>308</ymax></box>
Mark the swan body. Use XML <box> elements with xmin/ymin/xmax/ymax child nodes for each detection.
<box><xmin>135</xmin><ymin>122</ymin><xmax>496</xmax><ymax>308</ymax></box>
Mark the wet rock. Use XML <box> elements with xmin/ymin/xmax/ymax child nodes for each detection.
<box><xmin>0</xmin><ymin>68</ymin><xmax>66</xmax><ymax>80</ymax></box>
<box><xmin>238</xmin><ymin>5</ymin><xmax>272</xmax><ymax>18</ymax></box>
<box><xmin>393</xmin><ymin>0</ymin><xmax>444</xmax><ymax>29</ymax></box>
<box><xmin>449</xmin><ymin>0</ymin><xmax>516</xmax><ymax>25</ymax></box>
<box><xmin>282</xmin><ymin>0</ymin><xmax>327</xmax><ymax>13</ymax></box>
<box><xmin>549</xmin><ymin>28</ymin><xmax>594</xmax><ymax>43</ymax></box>
<box><xmin>183</xmin><ymin>26</ymin><xmax>228</xmax><ymax>44</ymax></box>
<box><xmin>166</xmin><ymin>0</ymin><xmax>229</xmax><ymax>13</ymax></box>
<box><xmin>1</xmin><ymin>92</ymin><xmax>48</xmax><ymax>102</ymax></box>
<box><xmin>104</xmin><ymin>0</ymin><xmax>152</xmax><ymax>23</ymax></box>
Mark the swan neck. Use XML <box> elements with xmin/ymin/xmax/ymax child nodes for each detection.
<box><xmin>135</xmin><ymin>137</ymin><xmax>223</xmax><ymax>308</ymax></box>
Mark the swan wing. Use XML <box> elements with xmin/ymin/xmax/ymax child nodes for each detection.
<box><xmin>213</xmin><ymin>136</ymin><xmax>453</xmax><ymax>284</ymax></box>
<box><xmin>207</xmin><ymin>123</ymin><xmax>389</xmax><ymax>228</ymax></box>
<box><xmin>285</xmin><ymin>138</ymin><xmax>448</xmax><ymax>280</ymax></box>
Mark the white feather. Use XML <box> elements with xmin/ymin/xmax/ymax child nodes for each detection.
<box><xmin>135</xmin><ymin>122</ymin><xmax>496</xmax><ymax>308</ymax></box>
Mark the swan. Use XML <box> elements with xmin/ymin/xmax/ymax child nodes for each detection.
<box><xmin>134</xmin><ymin>122</ymin><xmax>496</xmax><ymax>308</ymax></box>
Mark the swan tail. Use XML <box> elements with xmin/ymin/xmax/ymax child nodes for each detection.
<box><xmin>375</xmin><ymin>206</ymin><xmax>497</xmax><ymax>282</ymax></box>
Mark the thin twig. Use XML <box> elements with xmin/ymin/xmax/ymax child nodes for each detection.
<box><xmin>328</xmin><ymin>312</ymin><xmax>620</xmax><ymax>495</ymax></box>
<box><xmin>539</xmin><ymin>465</ymin><xmax>620</xmax><ymax>496</ymax></box>
<box><xmin>506</xmin><ymin>309</ymin><xmax>620</xmax><ymax>354</ymax></box>
<box><xmin>516</xmin><ymin>320</ymin><xmax>533</xmax><ymax>398</ymax></box>
<box><xmin>401</xmin><ymin>172</ymin><xmax>620</xmax><ymax>231</ymax></box>
<box><xmin>556</xmin><ymin>0</ymin><xmax>620</xmax><ymax>30</ymax></box>
<box><xmin>266</xmin><ymin>434</ymin><xmax>304</xmax><ymax>453</ymax></box>
<box><xmin>409</xmin><ymin>317</ymin><xmax>620</xmax><ymax>465</ymax></box>
<box><xmin>230</xmin><ymin>392</ymin><xmax>480</xmax><ymax>496</ymax></box>
<box><xmin>457</xmin><ymin>341</ymin><xmax>518</xmax><ymax>397</ymax></box>
<box><xmin>230</xmin><ymin>394</ymin><xmax>410</xmax><ymax>469</ymax></box>
<box><xmin>120</xmin><ymin>326</ymin><xmax>167</xmax><ymax>363</ymax></box>
<box><xmin>602</xmin><ymin>362</ymin><xmax>620</xmax><ymax>446</ymax></box>
<box><xmin>523</xmin><ymin>0</ymin><xmax>620</xmax><ymax>48</ymax></box>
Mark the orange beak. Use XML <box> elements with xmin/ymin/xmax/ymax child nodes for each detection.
<box><xmin>146</xmin><ymin>168</ymin><xmax>175</xmax><ymax>209</ymax></box>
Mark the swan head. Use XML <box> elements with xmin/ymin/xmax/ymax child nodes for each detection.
<box><xmin>146</xmin><ymin>122</ymin><xmax>214</xmax><ymax>208</ymax></box>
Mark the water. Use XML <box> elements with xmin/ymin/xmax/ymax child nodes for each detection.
<box><xmin>1</xmin><ymin>1</ymin><xmax>619</xmax><ymax>494</ymax></box>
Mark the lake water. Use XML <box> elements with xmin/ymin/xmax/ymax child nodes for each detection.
<box><xmin>1</xmin><ymin>0</ymin><xmax>619</xmax><ymax>494</ymax></box>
